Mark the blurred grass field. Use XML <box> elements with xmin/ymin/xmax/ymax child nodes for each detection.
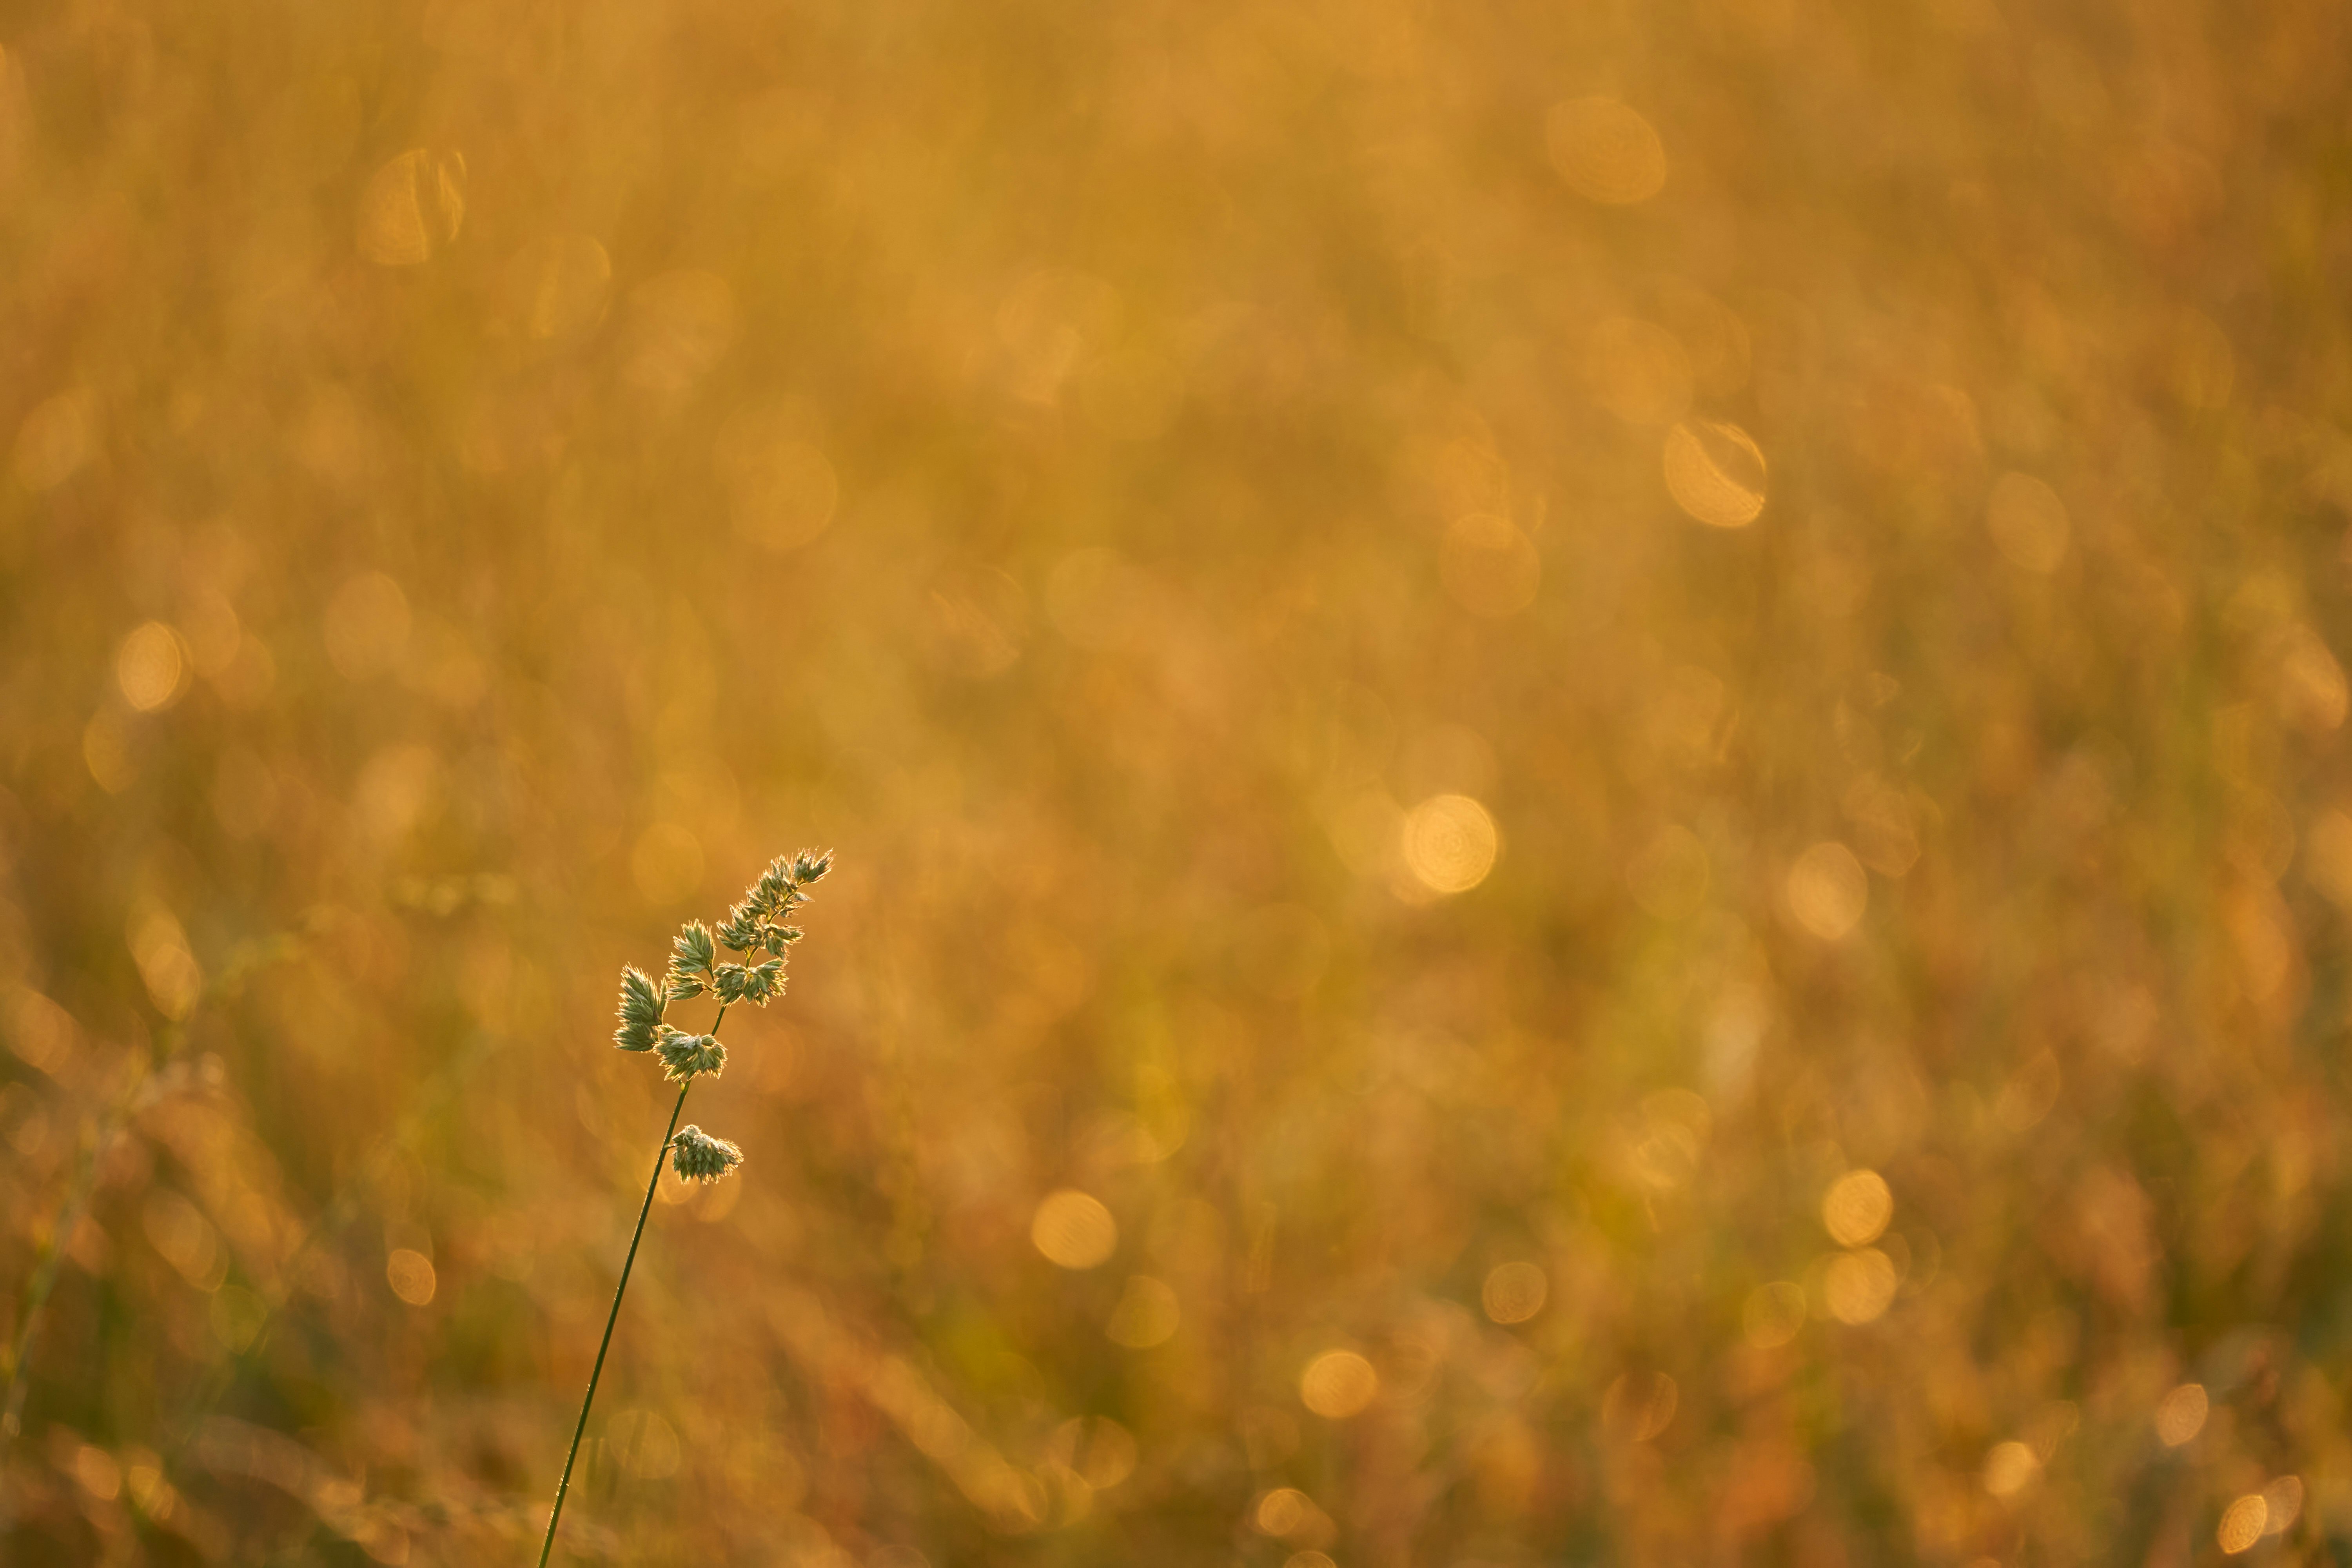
<box><xmin>5</xmin><ymin>0</ymin><xmax>2352</xmax><ymax>1562</ymax></box>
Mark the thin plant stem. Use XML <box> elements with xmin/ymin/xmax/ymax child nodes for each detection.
<box><xmin>537</xmin><ymin>999</ymin><xmax>727</xmax><ymax>1567</ymax></box>
<box><xmin>536</xmin><ymin>1079</ymin><xmax>686</xmax><ymax>1568</ymax></box>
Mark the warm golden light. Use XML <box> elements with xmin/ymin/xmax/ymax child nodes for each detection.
<box><xmin>1628</xmin><ymin>825</ymin><xmax>1711</xmax><ymax>919</ymax></box>
<box><xmin>2153</xmin><ymin>1383</ymin><xmax>2209</xmax><ymax>1446</ymax></box>
<box><xmin>1821</xmin><ymin>1170</ymin><xmax>1893</xmax><ymax>1247</ymax></box>
<box><xmin>1786</xmin><ymin>842</ymin><xmax>1869</xmax><ymax>940</ymax></box>
<box><xmin>1481</xmin><ymin>1261</ymin><xmax>1548</xmax><ymax>1324</ymax></box>
<box><xmin>128</xmin><ymin>904</ymin><xmax>202</xmax><ymax>1021</ymax></box>
<box><xmin>1440</xmin><ymin>514</ymin><xmax>1541</xmax><ymax>618</ymax></box>
<box><xmin>356</xmin><ymin>148</ymin><xmax>465</xmax><ymax>267</ymax></box>
<box><xmin>1031</xmin><ymin>1191</ymin><xmax>1119</xmax><ymax>1270</ymax></box>
<box><xmin>1589</xmin><ymin>316</ymin><xmax>1694</xmax><ymax>426</ymax></box>
<box><xmin>14</xmin><ymin>390</ymin><xmax>94</xmax><ymax>489</ymax></box>
<box><xmin>1985</xmin><ymin>472</ymin><xmax>2071</xmax><ymax>573</ymax></box>
<box><xmin>1402</xmin><ymin>794</ymin><xmax>1499</xmax><ymax>894</ymax></box>
<box><xmin>622</xmin><ymin>270</ymin><xmax>740</xmax><ymax>400</ymax></box>
<box><xmin>2217</xmin><ymin>1495</ymin><xmax>2267</xmax><ymax>1555</ymax></box>
<box><xmin>1105</xmin><ymin>1276</ymin><xmax>1180</xmax><ymax>1347</ymax></box>
<box><xmin>631</xmin><ymin>822</ymin><xmax>706</xmax><ymax>907</ymax></box>
<box><xmin>1048</xmin><ymin>1416</ymin><xmax>1138</xmax><ymax>1491</ymax></box>
<box><xmin>1742</xmin><ymin>1282</ymin><xmax>1808</xmax><ymax>1349</ymax></box>
<box><xmin>514</xmin><ymin>234</ymin><xmax>614</xmax><ymax>341</ymax></box>
<box><xmin>72</xmin><ymin>1445</ymin><xmax>120</xmax><ymax>1501</ymax></box>
<box><xmin>1300</xmin><ymin>1351</ymin><xmax>1380</xmax><ymax>1419</ymax></box>
<box><xmin>1601</xmin><ymin>1372</ymin><xmax>1678</xmax><ymax>1443</ymax></box>
<box><xmin>1822</xmin><ymin>1249</ymin><xmax>1898</xmax><ymax>1325</ymax></box>
<box><xmin>385</xmin><ymin>1249</ymin><xmax>438</xmax><ymax>1307</ymax></box>
<box><xmin>719</xmin><ymin>414</ymin><xmax>841</xmax><ymax>553</ymax></box>
<box><xmin>1662</xmin><ymin>420</ymin><xmax>1767</xmax><ymax>528</ymax></box>
<box><xmin>3</xmin><ymin>6</ymin><xmax>2335</xmax><ymax>1561</ymax></box>
<box><xmin>1546</xmin><ymin>98</ymin><xmax>1668</xmax><ymax>204</ymax></box>
<box><xmin>2278</xmin><ymin>625</ymin><xmax>2349</xmax><ymax>731</ymax></box>
<box><xmin>609</xmin><ymin>1409</ymin><xmax>683</xmax><ymax>1481</ymax></box>
<box><xmin>323</xmin><ymin>573</ymin><xmax>413</xmax><ymax>682</ymax></box>
<box><xmin>1254</xmin><ymin>1487</ymin><xmax>1320</xmax><ymax>1538</ymax></box>
<box><xmin>1982</xmin><ymin>1441</ymin><xmax>2039</xmax><ymax>1499</ymax></box>
<box><xmin>2261</xmin><ymin>1476</ymin><xmax>2303</xmax><ymax>1537</ymax></box>
<box><xmin>115</xmin><ymin>622</ymin><xmax>187</xmax><ymax>713</ymax></box>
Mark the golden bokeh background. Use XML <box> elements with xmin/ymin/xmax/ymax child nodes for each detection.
<box><xmin>3</xmin><ymin>0</ymin><xmax>2350</xmax><ymax>1563</ymax></box>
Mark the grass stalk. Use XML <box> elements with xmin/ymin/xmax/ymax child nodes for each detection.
<box><xmin>533</xmin><ymin>848</ymin><xmax>824</xmax><ymax>1563</ymax></box>
<box><xmin>535</xmin><ymin>1074</ymin><xmax>695</xmax><ymax>1568</ymax></box>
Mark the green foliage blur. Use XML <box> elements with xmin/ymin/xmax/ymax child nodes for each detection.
<box><xmin>4</xmin><ymin>0</ymin><xmax>2352</xmax><ymax>1563</ymax></box>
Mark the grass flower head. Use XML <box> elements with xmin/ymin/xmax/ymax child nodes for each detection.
<box><xmin>540</xmin><ymin>849</ymin><xmax>829</xmax><ymax>1568</ymax></box>
<box><xmin>656</xmin><ymin>1030</ymin><xmax>726</xmax><ymax>1082</ymax></box>
<box><xmin>670</xmin><ymin>1125</ymin><xmax>745</xmax><ymax>1183</ymax></box>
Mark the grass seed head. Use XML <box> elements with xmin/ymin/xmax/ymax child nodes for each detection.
<box><xmin>613</xmin><ymin>966</ymin><xmax>664</xmax><ymax>1052</ymax></box>
<box><xmin>666</xmin><ymin>921</ymin><xmax>717</xmax><ymax>999</ymax></box>
<box><xmin>657</xmin><ymin>1030</ymin><xmax>726</xmax><ymax>1082</ymax></box>
<box><xmin>671</xmin><ymin>1125</ymin><xmax>744</xmax><ymax>1183</ymax></box>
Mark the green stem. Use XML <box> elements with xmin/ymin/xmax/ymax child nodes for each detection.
<box><xmin>537</xmin><ymin>993</ymin><xmax>728</xmax><ymax>1567</ymax></box>
<box><xmin>537</xmin><ymin>1079</ymin><xmax>689</xmax><ymax>1568</ymax></box>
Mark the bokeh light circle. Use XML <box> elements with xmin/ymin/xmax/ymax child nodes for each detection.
<box><xmin>2154</xmin><ymin>1383</ymin><xmax>2208</xmax><ymax>1446</ymax></box>
<box><xmin>1299</xmin><ymin>1350</ymin><xmax>1379</xmax><ymax>1418</ymax></box>
<box><xmin>385</xmin><ymin>1249</ymin><xmax>438</xmax><ymax>1306</ymax></box>
<box><xmin>1032</xmin><ymin>1190</ymin><xmax>1118</xmax><ymax>1269</ymax></box>
<box><xmin>1403</xmin><ymin>794</ymin><xmax>1499</xmax><ymax>894</ymax></box>
<box><xmin>1823</xmin><ymin>1248</ymin><xmax>1898</xmax><ymax>1325</ymax></box>
<box><xmin>2262</xmin><ymin>1477</ymin><xmax>2304</xmax><ymax>1537</ymax></box>
<box><xmin>1105</xmin><ymin>1275</ymin><xmax>1180</xmax><ymax>1347</ymax></box>
<box><xmin>1664</xmin><ymin>419</ymin><xmax>1767</xmax><ymax>528</ymax></box>
<box><xmin>1601</xmin><ymin>1371</ymin><xmax>1678</xmax><ymax>1442</ymax></box>
<box><xmin>1546</xmin><ymin>98</ymin><xmax>1668</xmax><ymax>204</ymax></box>
<box><xmin>1742</xmin><ymin>1282</ymin><xmax>1808</xmax><ymax>1348</ymax></box>
<box><xmin>1821</xmin><ymin>1170</ymin><xmax>1893</xmax><ymax>1247</ymax></box>
<box><xmin>116</xmin><ymin>622</ymin><xmax>187</xmax><ymax>713</ymax></box>
<box><xmin>1982</xmin><ymin>1440</ymin><xmax>2039</xmax><ymax>1499</ymax></box>
<box><xmin>1481</xmin><ymin>1261</ymin><xmax>1548</xmax><ymax>1323</ymax></box>
<box><xmin>2218</xmin><ymin>1495</ymin><xmax>2267</xmax><ymax>1554</ymax></box>
<box><xmin>1787</xmin><ymin>842</ymin><xmax>1868</xmax><ymax>940</ymax></box>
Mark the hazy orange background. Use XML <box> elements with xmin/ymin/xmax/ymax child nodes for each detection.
<box><xmin>5</xmin><ymin>0</ymin><xmax>2352</xmax><ymax>1563</ymax></box>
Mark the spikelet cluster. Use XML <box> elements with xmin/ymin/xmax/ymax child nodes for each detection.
<box><xmin>664</xmin><ymin>922</ymin><xmax>718</xmax><ymax>1001</ymax></box>
<box><xmin>657</xmin><ymin>1030</ymin><xmax>726</xmax><ymax>1082</ymax></box>
<box><xmin>612</xmin><ymin>967</ymin><xmax>664</xmax><ymax>1052</ymax></box>
<box><xmin>671</xmin><ymin>1125</ymin><xmax>744</xmax><ymax>1183</ymax></box>
<box><xmin>604</xmin><ymin>849</ymin><xmax>832</xmax><ymax>1178</ymax></box>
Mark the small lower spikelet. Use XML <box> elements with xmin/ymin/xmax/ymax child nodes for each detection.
<box><xmin>671</xmin><ymin>1125</ymin><xmax>744</xmax><ymax>1183</ymax></box>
